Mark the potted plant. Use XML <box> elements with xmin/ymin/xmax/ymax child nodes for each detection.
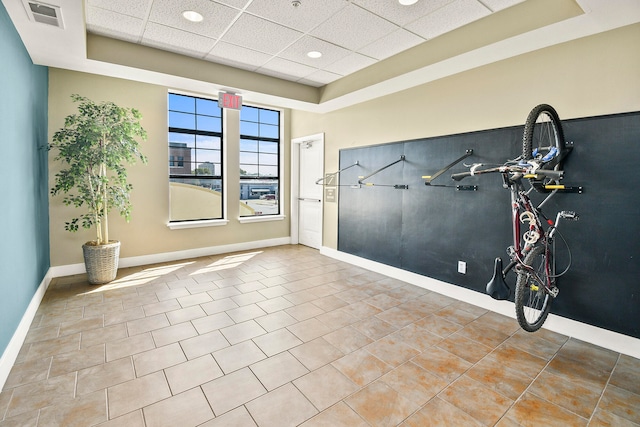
<box><xmin>50</xmin><ymin>94</ymin><xmax>147</xmax><ymax>284</ymax></box>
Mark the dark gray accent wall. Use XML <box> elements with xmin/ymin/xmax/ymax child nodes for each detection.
<box><xmin>0</xmin><ymin>2</ymin><xmax>50</xmax><ymax>355</ymax></box>
<box><xmin>338</xmin><ymin>112</ymin><xmax>640</xmax><ymax>338</ymax></box>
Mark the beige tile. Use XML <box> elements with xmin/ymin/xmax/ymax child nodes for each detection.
<box><xmin>589</xmin><ymin>408</ymin><xmax>640</xmax><ymax>427</ymax></box>
<box><xmin>246</xmin><ymin>383</ymin><xmax>318</xmax><ymax>427</ymax></box>
<box><xmin>351</xmin><ymin>316</ymin><xmax>397</xmax><ymax>341</ymax></box>
<box><xmin>165</xmin><ymin>354</ymin><xmax>222</xmax><ymax>394</ymax></box>
<box><xmin>504</xmin><ymin>392</ymin><xmax>588</xmax><ymax>426</ymax></box>
<box><xmin>25</xmin><ymin>332</ymin><xmax>81</xmax><ymax>360</ymax></box>
<box><xmin>226</xmin><ymin>304</ymin><xmax>267</xmax><ymax>323</ymax></box>
<box><xmin>529</xmin><ymin>370</ymin><xmax>602</xmax><ymax>418</ymax></box>
<box><xmin>81</xmin><ymin>323</ymin><xmax>128</xmax><ymax>348</ymax></box>
<box><xmin>598</xmin><ymin>384</ymin><xmax>640</xmax><ymax>424</ymax></box>
<box><xmin>375</xmin><ymin>306</ymin><xmax>423</xmax><ymax>328</ymax></box>
<box><xmin>107</xmin><ymin>371</ymin><xmax>171</xmax><ymax>419</ymax></box>
<box><xmin>177</xmin><ymin>291</ymin><xmax>213</xmax><ymax>308</ymax></box>
<box><xmin>0</xmin><ymin>409</ymin><xmax>40</xmax><ymax>427</ymax></box>
<box><xmin>220</xmin><ymin>320</ymin><xmax>266</xmax><ymax>345</ymax></box>
<box><xmin>3</xmin><ymin>356</ymin><xmax>52</xmax><ymax>389</ymax></box>
<box><xmin>202</xmin><ymin>367</ymin><xmax>266</xmax><ymax>416</ymax></box>
<box><xmin>253</xmin><ymin>328</ymin><xmax>303</xmax><ymax>357</ymax></box>
<box><xmin>465</xmin><ymin>357</ymin><xmax>532</xmax><ymax>400</ymax></box>
<box><xmin>391</xmin><ymin>323</ymin><xmax>441</xmax><ymax>352</ymax></box>
<box><xmin>151</xmin><ymin>321</ymin><xmax>198</xmax><ymax>347</ymax></box>
<box><xmin>200</xmin><ymin>297</ymin><xmax>239</xmax><ymax>315</ymax></box>
<box><xmin>411</xmin><ymin>346</ymin><xmax>472</xmax><ymax>383</ymax></box>
<box><xmin>414</xmin><ymin>314</ymin><xmax>462</xmax><ymax>338</ymax></box>
<box><xmin>437</xmin><ymin>332</ymin><xmax>493</xmax><ymax>364</ymax></box>
<box><xmin>287</xmin><ymin>318</ymin><xmax>331</xmax><ymax>342</ymax></box>
<box><xmin>323</xmin><ymin>325</ymin><xmax>373</xmax><ymax>354</ymax></box>
<box><xmin>364</xmin><ymin>294</ymin><xmax>401</xmax><ymax>310</ymax></box>
<box><xmin>290</xmin><ymin>337</ymin><xmax>344</xmax><ymax>371</ymax></box>
<box><xmin>611</xmin><ymin>354</ymin><xmax>640</xmax><ymax>395</ymax></box>
<box><xmin>300</xmin><ymin>402</ymin><xmax>369</xmax><ymax>427</ymax></box>
<box><xmin>379</xmin><ymin>362</ymin><xmax>448</xmax><ymax>407</ymax></box>
<box><xmin>401</xmin><ymin>397</ymin><xmax>483</xmax><ymax>427</ymax></box>
<box><xmin>345</xmin><ymin>380</ymin><xmax>419</xmax><ymax>427</ymax></box>
<box><xmin>213</xmin><ymin>340</ymin><xmax>266</xmax><ymax>374</ymax></box>
<box><xmin>37</xmin><ymin>389</ymin><xmax>107</xmax><ymax>427</ymax></box>
<box><xmin>58</xmin><ymin>316</ymin><xmax>104</xmax><ymax>337</ymax></box>
<box><xmin>364</xmin><ymin>334</ymin><xmax>420</xmax><ymax>368</ymax></box>
<box><xmin>106</xmin><ymin>332</ymin><xmax>155</xmax><ymax>362</ymax></box>
<box><xmin>231</xmin><ymin>291</ymin><xmax>266</xmax><ymax>306</ymax></box>
<box><xmin>104</xmin><ymin>306</ymin><xmax>145</xmax><ymax>327</ymax></box>
<box><xmin>315</xmin><ymin>309</ymin><xmax>357</xmax><ymax>331</ymax></box>
<box><xmin>143</xmin><ymin>387</ymin><xmax>214</xmax><ymax>427</ymax></box>
<box><xmin>191</xmin><ymin>312</ymin><xmax>235</xmax><ymax>334</ymax></box>
<box><xmin>256</xmin><ymin>296</ymin><xmax>294</xmax><ymax>313</ymax></box>
<box><xmin>142</xmin><ymin>298</ymin><xmax>181</xmax><ymax>316</ymax></box>
<box><xmin>77</xmin><ymin>357</ymin><xmax>135</xmax><ymax>396</ymax></box>
<box><xmin>132</xmin><ymin>342</ymin><xmax>187</xmax><ymax>377</ymax></box>
<box><xmin>332</xmin><ymin>349</ymin><xmax>391</xmax><ymax>387</ymax></box>
<box><xmin>505</xmin><ymin>328</ymin><xmax>564</xmax><ymax>360</ymax></box>
<box><xmin>180</xmin><ymin>330</ymin><xmax>229</xmax><ymax>360</ymax></box>
<box><xmin>50</xmin><ymin>343</ymin><xmax>106</xmax><ymax>377</ymax></box>
<box><xmin>285</xmin><ymin>302</ymin><xmax>325</xmax><ymax>321</ymax></box>
<box><xmin>488</xmin><ymin>341</ymin><xmax>548</xmax><ymax>379</ymax></box>
<box><xmin>250</xmin><ymin>351</ymin><xmax>309</xmax><ymax>390</ymax></box>
<box><xmin>95</xmin><ymin>410</ymin><xmax>145</xmax><ymax>426</ymax></box>
<box><xmin>440</xmin><ymin>375</ymin><xmax>513</xmax><ymax>425</ymax></box>
<box><xmin>166</xmin><ymin>305</ymin><xmax>207</xmax><ymax>324</ymax></box>
<box><xmin>255</xmin><ymin>310</ymin><xmax>298</xmax><ymax>332</ymax></box>
<box><xmin>6</xmin><ymin>372</ymin><xmax>76</xmax><ymax>418</ymax></box>
<box><xmin>199</xmin><ymin>406</ymin><xmax>257</xmax><ymax>427</ymax></box>
<box><xmin>294</xmin><ymin>364</ymin><xmax>358</xmax><ymax>411</ymax></box>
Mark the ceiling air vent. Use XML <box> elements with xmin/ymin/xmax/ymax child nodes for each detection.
<box><xmin>23</xmin><ymin>1</ymin><xmax>64</xmax><ymax>28</ymax></box>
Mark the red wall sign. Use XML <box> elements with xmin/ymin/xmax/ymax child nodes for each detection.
<box><xmin>218</xmin><ymin>92</ymin><xmax>242</xmax><ymax>110</ymax></box>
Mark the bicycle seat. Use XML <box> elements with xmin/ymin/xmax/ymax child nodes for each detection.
<box><xmin>486</xmin><ymin>257</ymin><xmax>511</xmax><ymax>300</ymax></box>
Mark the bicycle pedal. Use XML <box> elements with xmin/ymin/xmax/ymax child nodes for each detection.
<box><xmin>548</xmin><ymin>286</ymin><xmax>559</xmax><ymax>298</ymax></box>
<box><xmin>560</xmin><ymin>211</ymin><xmax>579</xmax><ymax>220</ymax></box>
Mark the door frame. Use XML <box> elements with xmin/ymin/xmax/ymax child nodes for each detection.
<box><xmin>291</xmin><ymin>133</ymin><xmax>324</xmax><ymax>246</ymax></box>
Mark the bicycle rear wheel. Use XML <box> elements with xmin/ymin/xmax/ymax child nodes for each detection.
<box><xmin>522</xmin><ymin>104</ymin><xmax>566</xmax><ymax>192</ymax></box>
<box><xmin>515</xmin><ymin>245</ymin><xmax>553</xmax><ymax>332</ymax></box>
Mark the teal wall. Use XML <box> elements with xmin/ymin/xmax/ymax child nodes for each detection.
<box><xmin>0</xmin><ymin>3</ymin><xmax>50</xmax><ymax>356</ymax></box>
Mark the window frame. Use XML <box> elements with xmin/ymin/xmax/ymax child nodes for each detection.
<box><xmin>238</xmin><ymin>104</ymin><xmax>285</xmax><ymax>223</ymax></box>
<box><xmin>167</xmin><ymin>91</ymin><xmax>227</xmax><ymax>227</ymax></box>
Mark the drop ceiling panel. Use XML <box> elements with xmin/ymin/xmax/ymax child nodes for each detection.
<box><xmin>246</xmin><ymin>0</ymin><xmax>349</xmax><ymax>32</ymax></box>
<box><xmin>86</xmin><ymin>0</ymin><xmax>151</xmax><ymax>19</ymax></box>
<box><xmin>299</xmin><ymin>70</ymin><xmax>342</xmax><ymax>87</ymax></box>
<box><xmin>310</xmin><ymin>3</ymin><xmax>400</xmax><ymax>51</ymax></box>
<box><xmin>258</xmin><ymin>57</ymin><xmax>317</xmax><ymax>80</ymax></box>
<box><xmin>279</xmin><ymin>36</ymin><xmax>351</xmax><ymax>68</ymax></box>
<box><xmin>142</xmin><ymin>22</ymin><xmax>217</xmax><ymax>57</ymax></box>
<box><xmin>148</xmin><ymin>0</ymin><xmax>240</xmax><ymax>40</ymax></box>
<box><xmin>406</xmin><ymin>0</ymin><xmax>491</xmax><ymax>40</ymax></box>
<box><xmin>206</xmin><ymin>41</ymin><xmax>272</xmax><ymax>71</ymax></box>
<box><xmin>324</xmin><ymin>52</ymin><xmax>377</xmax><ymax>76</ymax></box>
<box><xmin>351</xmin><ymin>0</ymin><xmax>455</xmax><ymax>26</ymax></box>
<box><xmin>221</xmin><ymin>13</ymin><xmax>303</xmax><ymax>55</ymax></box>
<box><xmin>358</xmin><ymin>28</ymin><xmax>425</xmax><ymax>60</ymax></box>
<box><xmin>85</xmin><ymin>7</ymin><xmax>144</xmax><ymax>42</ymax></box>
<box><xmin>481</xmin><ymin>0</ymin><xmax>527</xmax><ymax>12</ymax></box>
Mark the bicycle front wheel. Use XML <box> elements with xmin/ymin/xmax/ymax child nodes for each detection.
<box><xmin>515</xmin><ymin>245</ymin><xmax>553</xmax><ymax>332</ymax></box>
<box><xmin>522</xmin><ymin>104</ymin><xmax>566</xmax><ymax>192</ymax></box>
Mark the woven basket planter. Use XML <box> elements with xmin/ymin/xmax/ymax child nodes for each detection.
<box><xmin>82</xmin><ymin>240</ymin><xmax>121</xmax><ymax>284</ymax></box>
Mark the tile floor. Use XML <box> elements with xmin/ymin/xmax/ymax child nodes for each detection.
<box><xmin>1</xmin><ymin>245</ymin><xmax>639</xmax><ymax>427</ymax></box>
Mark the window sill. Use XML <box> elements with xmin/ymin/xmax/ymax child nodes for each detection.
<box><xmin>238</xmin><ymin>214</ymin><xmax>286</xmax><ymax>224</ymax></box>
<box><xmin>167</xmin><ymin>219</ymin><xmax>229</xmax><ymax>230</ymax></box>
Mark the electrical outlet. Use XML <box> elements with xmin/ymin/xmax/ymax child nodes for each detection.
<box><xmin>458</xmin><ymin>261</ymin><xmax>466</xmax><ymax>274</ymax></box>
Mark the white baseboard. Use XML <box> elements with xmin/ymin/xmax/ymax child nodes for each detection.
<box><xmin>321</xmin><ymin>246</ymin><xmax>640</xmax><ymax>360</ymax></box>
<box><xmin>48</xmin><ymin>237</ymin><xmax>293</xmax><ymax>278</ymax></box>
<box><xmin>0</xmin><ymin>269</ymin><xmax>53</xmax><ymax>391</ymax></box>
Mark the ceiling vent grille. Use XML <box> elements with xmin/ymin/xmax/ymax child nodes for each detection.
<box><xmin>23</xmin><ymin>1</ymin><xmax>64</xmax><ymax>28</ymax></box>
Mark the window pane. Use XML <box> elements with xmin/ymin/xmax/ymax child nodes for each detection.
<box><xmin>194</xmin><ymin>162</ymin><xmax>220</xmax><ymax>176</ymax></box>
<box><xmin>170</xmin><ymin>178</ymin><xmax>222</xmax><ymax>221</ymax></box>
<box><xmin>260</xmin><ymin>109</ymin><xmax>279</xmax><ymax>125</ymax></box>
<box><xmin>169</xmin><ymin>133</ymin><xmax>195</xmax><ymax>147</ymax></box>
<box><xmin>259</xmin><ymin>123</ymin><xmax>278</xmax><ymax>138</ymax></box>
<box><xmin>240</xmin><ymin>152</ymin><xmax>258</xmax><ymax>164</ymax></box>
<box><xmin>169</xmin><ymin>94</ymin><xmax>195</xmax><ymax>113</ymax></box>
<box><xmin>169</xmin><ymin>111</ymin><xmax>195</xmax><ymax>129</ymax></box>
<box><xmin>196</xmin><ymin>98</ymin><xmax>221</xmax><ymax>117</ymax></box>
<box><xmin>240</xmin><ymin>106</ymin><xmax>259</xmax><ymax>122</ymax></box>
<box><xmin>240</xmin><ymin>164</ymin><xmax>258</xmax><ymax>176</ymax></box>
<box><xmin>196</xmin><ymin>135</ymin><xmax>220</xmax><ymax>150</ymax></box>
<box><xmin>240</xmin><ymin>139</ymin><xmax>258</xmax><ymax>152</ymax></box>
<box><xmin>195</xmin><ymin>149</ymin><xmax>221</xmax><ymax>164</ymax></box>
<box><xmin>197</xmin><ymin>115</ymin><xmax>222</xmax><ymax>132</ymax></box>
<box><xmin>258</xmin><ymin>153</ymin><xmax>277</xmax><ymax>166</ymax></box>
<box><xmin>259</xmin><ymin>141</ymin><xmax>278</xmax><ymax>153</ymax></box>
<box><xmin>240</xmin><ymin>121</ymin><xmax>259</xmax><ymax>137</ymax></box>
<box><xmin>259</xmin><ymin>165</ymin><xmax>278</xmax><ymax>177</ymax></box>
<box><xmin>240</xmin><ymin>179</ymin><xmax>278</xmax><ymax>216</ymax></box>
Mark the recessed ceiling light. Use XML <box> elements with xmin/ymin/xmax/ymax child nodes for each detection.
<box><xmin>182</xmin><ymin>10</ymin><xmax>203</xmax><ymax>22</ymax></box>
<box><xmin>307</xmin><ymin>51</ymin><xmax>322</xmax><ymax>59</ymax></box>
<box><xmin>398</xmin><ymin>0</ymin><xmax>418</xmax><ymax>5</ymax></box>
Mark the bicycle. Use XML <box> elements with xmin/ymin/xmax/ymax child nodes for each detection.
<box><xmin>451</xmin><ymin>104</ymin><xmax>579</xmax><ymax>332</ymax></box>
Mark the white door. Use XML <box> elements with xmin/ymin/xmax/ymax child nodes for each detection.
<box><xmin>297</xmin><ymin>136</ymin><xmax>324</xmax><ymax>249</ymax></box>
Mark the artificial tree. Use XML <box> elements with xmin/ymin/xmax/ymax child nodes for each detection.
<box><xmin>50</xmin><ymin>94</ymin><xmax>147</xmax><ymax>283</ymax></box>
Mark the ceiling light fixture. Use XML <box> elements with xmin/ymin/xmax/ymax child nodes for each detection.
<box><xmin>307</xmin><ymin>51</ymin><xmax>322</xmax><ymax>59</ymax></box>
<box><xmin>182</xmin><ymin>10</ymin><xmax>203</xmax><ymax>22</ymax></box>
<box><xmin>398</xmin><ymin>0</ymin><xmax>418</xmax><ymax>5</ymax></box>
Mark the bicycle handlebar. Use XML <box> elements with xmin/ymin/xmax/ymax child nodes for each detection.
<box><xmin>451</xmin><ymin>165</ymin><xmax>564</xmax><ymax>181</ymax></box>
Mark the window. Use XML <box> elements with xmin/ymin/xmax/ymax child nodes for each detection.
<box><xmin>168</xmin><ymin>93</ymin><xmax>223</xmax><ymax>222</ymax></box>
<box><xmin>239</xmin><ymin>106</ymin><xmax>281</xmax><ymax>217</ymax></box>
